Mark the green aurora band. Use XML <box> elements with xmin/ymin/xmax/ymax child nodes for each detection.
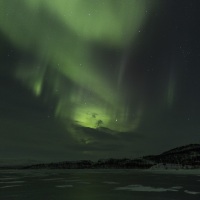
<box><xmin>0</xmin><ymin>0</ymin><xmax>158</xmax><ymax>143</ymax></box>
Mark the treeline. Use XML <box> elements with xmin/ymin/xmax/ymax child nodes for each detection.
<box><xmin>22</xmin><ymin>158</ymin><xmax>154</xmax><ymax>169</ymax></box>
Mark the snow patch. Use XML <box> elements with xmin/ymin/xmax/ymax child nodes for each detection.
<box><xmin>56</xmin><ymin>185</ymin><xmax>73</xmax><ymax>188</ymax></box>
<box><xmin>150</xmin><ymin>163</ymin><xmax>186</xmax><ymax>170</ymax></box>
<box><xmin>115</xmin><ymin>185</ymin><xmax>178</xmax><ymax>192</ymax></box>
<box><xmin>0</xmin><ymin>181</ymin><xmax>25</xmax><ymax>184</ymax></box>
<box><xmin>147</xmin><ymin>169</ymin><xmax>200</xmax><ymax>174</ymax></box>
<box><xmin>171</xmin><ymin>186</ymin><xmax>183</xmax><ymax>190</ymax></box>
<box><xmin>42</xmin><ymin>178</ymin><xmax>64</xmax><ymax>181</ymax></box>
<box><xmin>103</xmin><ymin>181</ymin><xmax>119</xmax><ymax>184</ymax></box>
<box><xmin>0</xmin><ymin>177</ymin><xmax>20</xmax><ymax>180</ymax></box>
<box><xmin>64</xmin><ymin>179</ymin><xmax>82</xmax><ymax>182</ymax></box>
<box><xmin>0</xmin><ymin>185</ymin><xmax>22</xmax><ymax>189</ymax></box>
<box><xmin>184</xmin><ymin>190</ymin><xmax>200</xmax><ymax>195</ymax></box>
<box><xmin>78</xmin><ymin>181</ymin><xmax>90</xmax><ymax>184</ymax></box>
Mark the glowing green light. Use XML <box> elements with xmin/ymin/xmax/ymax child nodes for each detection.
<box><xmin>25</xmin><ymin>0</ymin><xmax>148</xmax><ymax>47</ymax></box>
<box><xmin>0</xmin><ymin>0</ymin><xmax>158</xmax><ymax>142</ymax></box>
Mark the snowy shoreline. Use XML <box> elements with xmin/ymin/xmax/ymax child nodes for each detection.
<box><xmin>146</xmin><ymin>168</ymin><xmax>200</xmax><ymax>174</ymax></box>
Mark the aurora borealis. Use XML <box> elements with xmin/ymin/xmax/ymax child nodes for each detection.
<box><xmin>1</xmin><ymin>0</ymin><xmax>200</xmax><ymax>162</ymax></box>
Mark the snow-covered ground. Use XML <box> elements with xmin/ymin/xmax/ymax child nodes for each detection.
<box><xmin>147</xmin><ymin>164</ymin><xmax>200</xmax><ymax>174</ymax></box>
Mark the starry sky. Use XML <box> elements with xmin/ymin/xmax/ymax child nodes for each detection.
<box><xmin>1</xmin><ymin>0</ymin><xmax>200</xmax><ymax>163</ymax></box>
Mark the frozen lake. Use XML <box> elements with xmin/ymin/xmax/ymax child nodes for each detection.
<box><xmin>0</xmin><ymin>169</ymin><xmax>200</xmax><ymax>200</ymax></box>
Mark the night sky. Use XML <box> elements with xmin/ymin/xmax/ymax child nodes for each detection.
<box><xmin>1</xmin><ymin>0</ymin><xmax>200</xmax><ymax>163</ymax></box>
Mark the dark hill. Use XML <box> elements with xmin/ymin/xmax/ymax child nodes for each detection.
<box><xmin>143</xmin><ymin>144</ymin><xmax>200</xmax><ymax>167</ymax></box>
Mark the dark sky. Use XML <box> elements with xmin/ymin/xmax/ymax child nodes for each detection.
<box><xmin>1</xmin><ymin>0</ymin><xmax>200</xmax><ymax>163</ymax></box>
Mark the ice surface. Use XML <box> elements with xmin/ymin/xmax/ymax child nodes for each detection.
<box><xmin>1</xmin><ymin>169</ymin><xmax>200</xmax><ymax>199</ymax></box>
